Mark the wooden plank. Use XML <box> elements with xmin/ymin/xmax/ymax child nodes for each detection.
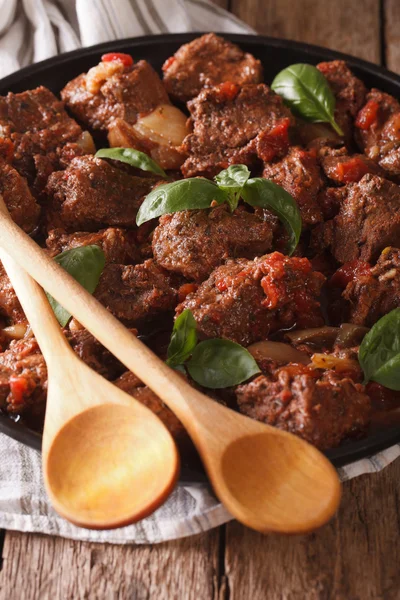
<box><xmin>0</xmin><ymin>529</ymin><xmax>221</xmax><ymax>600</ymax></box>
<box><xmin>384</xmin><ymin>0</ymin><xmax>400</xmax><ymax>72</ymax></box>
<box><xmin>210</xmin><ymin>0</ymin><xmax>229</xmax><ymax>8</ymax></box>
<box><xmin>231</xmin><ymin>0</ymin><xmax>381</xmax><ymax>63</ymax></box>
<box><xmin>225</xmin><ymin>459</ymin><xmax>400</xmax><ymax>599</ymax></box>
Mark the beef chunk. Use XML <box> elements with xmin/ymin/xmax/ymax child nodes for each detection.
<box><xmin>313</xmin><ymin>175</ymin><xmax>400</xmax><ymax>263</ymax></box>
<box><xmin>0</xmin><ymin>161</ymin><xmax>40</xmax><ymax>233</ymax></box>
<box><xmin>0</xmin><ymin>262</ymin><xmax>25</xmax><ymax>323</ymax></box>
<box><xmin>317</xmin><ymin>187</ymin><xmax>347</xmax><ymax>220</ymax></box>
<box><xmin>181</xmin><ymin>83</ymin><xmax>294</xmax><ymax>178</ymax></box>
<box><xmin>319</xmin><ymin>146</ymin><xmax>384</xmax><ymax>184</ymax></box>
<box><xmin>262</xmin><ymin>147</ymin><xmax>323</xmax><ymax>227</ymax></box>
<box><xmin>0</xmin><ymin>86</ymin><xmax>92</xmax><ymax>192</ymax></box>
<box><xmin>61</xmin><ymin>60</ymin><xmax>169</xmax><ymax>132</ymax></box>
<box><xmin>66</xmin><ymin>328</ymin><xmax>124</xmax><ymax>380</ymax></box>
<box><xmin>152</xmin><ymin>206</ymin><xmax>273</xmax><ymax>282</ymax></box>
<box><xmin>0</xmin><ymin>338</ymin><xmax>47</xmax><ymax>421</ymax></box>
<box><xmin>317</xmin><ymin>60</ymin><xmax>366</xmax><ymax>141</ymax></box>
<box><xmin>162</xmin><ymin>33</ymin><xmax>263</xmax><ymax>103</ymax></box>
<box><xmin>355</xmin><ymin>89</ymin><xmax>400</xmax><ymax>176</ymax></box>
<box><xmin>177</xmin><ymin>252</ymin><xmax>325</xmax><ymax>346</ymax></box>
<box><xmin>235</xmin><ymin>365</ymin><xmax>371</xmax><ymax>450</ymax></box>
<box><xmin>46</xmin><ymin>156</ymin><xmax>159</xmax><ymax>232</ymax></box>
<box><xmin>94</xmin><ymin>259</ymin><xmax>178</xmax><ymax>326</ymax></box>
<box><xmin>343</xmin><ymin>247</ymin><xmax>400</xmax><ymax>325</ymax></box>
<box><xmin>114</xmin><ymin>371</ymin><xmax>189</xmax><ymax>447</ymax></box>
<box><xmin>46</xmin><ymin>227</ymin><xmax>140</xmax><ymax>265</ymax></box>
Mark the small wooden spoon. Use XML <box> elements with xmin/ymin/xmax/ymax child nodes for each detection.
<box><xmin>0</xmin><ymin>199</ymin><xmax>341</xmax><ymax>533</ymax></box>
<box><xmin>0</xmin><ymin>230</ymin><xmax>179</xmax><ymax>531</ymax></box>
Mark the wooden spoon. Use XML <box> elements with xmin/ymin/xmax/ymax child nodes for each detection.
<box><xmin>0</xmin><ymin>232</ymin><xmax>179</xmax><ymax>531</ymax></box>
<box><xmin>0</xmin><ymin>199</ymin><xmax>341</xmax><ymax>533</ymax></box>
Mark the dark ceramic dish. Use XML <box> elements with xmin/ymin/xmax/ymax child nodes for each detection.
<box><xmin>1</xmin><ymin>33</ymin><xmax>400</xmax><ymax>474</ymax></box>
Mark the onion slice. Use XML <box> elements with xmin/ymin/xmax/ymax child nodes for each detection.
<box><xmin>286</xmin><ymin>326</ymin><xmax>339</xmax><ymax>346</ymax></box>
<box><xmin>247</xmin><ymin>341</ymin><xmax>310</xmax><ymax>365</ymax></box>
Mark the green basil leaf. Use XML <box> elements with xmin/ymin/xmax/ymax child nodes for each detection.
<box><xmin>166</xmin><ymin>309</ymin><xmax>198</xmax><ymax>368</ymax></box>
<box><xmin>214</xmin><ymin>165</ymin><xmax>250</xmax><ymax>211</ymax></box>
<box><xmin>95</xmin><ymin>147</ymin><xmax>168</xmax><ymax>177</ymax></box>
<box><xmin>46</xmin><ymin>245</ymin><xmax>106</xmax><ymax>326</ymax></box>
<box><xmin>241</xmin><ymin>178</ymin><xmax>302</xmax><ymax>255</ymax></box>
<box><xmin>271</xmin><ymin>63</ymin><xmax>344</xmax><ymax>136</ymax></box>
<box><xmin>136</xmin><ymin>178</ymin><xmax>228</xmax><ymax>226</ymax></box>
<box><xmin>359</xmin><ymin>308</ymin><xmax>400</xmax><ymax>390</ymax></box>
<box><xmin>186</xmin><ymin>339</ymin><xmax>260</xmax><ymax>389</ymax></box>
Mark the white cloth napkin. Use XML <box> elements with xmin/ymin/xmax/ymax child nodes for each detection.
<box><xmin>0</xmin><ymin>0</ymin><xmax>399</xmax><ymax>544</ymax></box>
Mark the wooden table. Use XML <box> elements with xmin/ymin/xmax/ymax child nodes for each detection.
<box><xmin>1</xmin><ymin>1</ymin><xmax>400</xmax><ymax>598</ymax></box>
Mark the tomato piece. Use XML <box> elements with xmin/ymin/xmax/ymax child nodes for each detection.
<box><xmin>162</xmin><ymin>56</ymin><xmax>176</xmax><ymax>71</ymax></box>
<box><xmin>214</xmin><ymin>82</ymin><xmax>240</xmax><ymax>102</ymax></box>
<box><xmin>9</xmin><ymin>375</ymin><xmax>29</xmax><ymax>405</ymax></box>
<box><xmin>178</xmin><ymin>283</ymin><xmax>198</xmax><ymax>302</ymax></box>
<box><xmin>334</xmin><ymin>156</ymin><xmax>370</xmax><ymax>183</ymax></box>
<box><xmin>101</xmin><ymin>53</ymin><xmax>133</xmax><ymax>67</ymax></box>
<box><xmin>330</xmin><ymin>260</ymin><xmax>371</xmax><ymax>288</ymax></box>
<box><xmin>257</xmin><ymin>118</ymin><xmax>291</xmax><ymax>162</ymax></box>
<box><xmin>355</xmin><ymin>100</ymin><xmax>380</xmax><ymax>130</ymax></box>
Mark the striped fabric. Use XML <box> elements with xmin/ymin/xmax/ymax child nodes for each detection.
<box><xmin>0</xmin><ymin>0</ymin><xmax>398</xmax><ymax>544</ymax></box>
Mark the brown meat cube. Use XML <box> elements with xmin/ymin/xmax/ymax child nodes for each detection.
<box><xmin>235</xmin><ymin>365</ymin><xmax>371</xmax><ymax>450</ymax></box>
<box><xmin>355</xmin><ymin>89</ymin><xmax>400</xmax><ymax>176</ymax></box>
<box><xmin>312</xmin><ymin>175</ymin><xmax>400</xmax><ymax>263</ymax></box>
<box><xmin>0</xmin><ymin>262</ymin><xmax>25</xmax><ymax>323</ymax></box>
<box><xmin>343</xmin><ymin>247</ymin><xmax>400</xmax><ymax>325</ymax></box>
<box><xmin>181</xmin><ymin>84</ymin><xmax>295</xmax><ymax>178</ymax></box>
<box><xmin>262</xmin><ymin>147</ymin><xmax>323</xmax><ymax>227</ymax></box>
<box><xmin>317</xmin><ymin>60</ymin><xmax>366</xmax><ymax>142</ymax></box>
<box><xmin>46</xmin><ymin>156</ymin><xmax>159</xmax><ymax>232</ymax></box>
<box><xmin>61</xmin><ymin>60</ymin><xmax>170</xmax><ymax>132</ymax></box>
<box><xmin>320</xmin><ymin>149</ymin><xmax>384</xmax><ymax>184</ymax></box>
<box><xmin>94</xmin><ymin>259</ymin><xmax>178</xmax><ymax>326</ymax></box>
<box><xmin>0</xmin><ymin>338</ymin><xmax>47</xmax><ymax>422</ymax></box>
<box><xmin>66</xmin><ymin>328</ymin><xmax>124</xmax><ymax>380</ymax></box>
<box><xmin>177</xmin><ymin>252</ymin><xmax>326</xmax><ymax>346</ymax></box>
<box><xmin>0</xmin><ymin>161</ymin><xmax>40</xmax><ymax>233</ymax></box>
<box><xmin>46</xmin><ymin>227</ymin><xmax>140</xmax><ymax>265</ymax></box>
<box><xmin>162</xmin><ymin>33</ymin><xmax>263</xmax><ymax>103</ymax></box>
<box><xmin>114</xmin><ymin>371</ymin><xmax>190</xmax><ymax>448</ymax></box>
<box><xmin>317</xmin><ymin>187</ymin><xmax>347</xmax><ymax>220</ymax></box>
<box><xmin>152</xmin><ymin>206</ymin><xmax>273</xmax><ymax>282</ymax></box>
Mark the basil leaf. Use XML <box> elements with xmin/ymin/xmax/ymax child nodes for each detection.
<box><xmin>241</xmin><ymin>178</ymin><xmax>302</xmax><ymax>255</ymax></box>
<box><xmin>359</xmin><ymin>308</ymin><xmax>400</xmax><ymax>390</ymax></box>
<box><xmin>95</xmin><ymin>147</ymin><xmax>168</xmax><ymax>177</ymax></box>
<box><xmin>166</xmin><ymin>309</ymin><xmax>198</xmax><ymax>368</ymax></box>
<box><xmin>271</xmin><ymin>63</ymin><xmax>344</xmax><ymax>136</ymax></box>
<box><xmin>136</xmin><ymin>178</ymin><xmax>228</xmax><ymax>226</ymax></box>
<box><xmin>46</xmin><ymin>245</ymin><xmax>106</xmax><ymax>326</ymax></box>
<box><xmin>214</xmin><ymin>165</ymin><xmax>250</xmax><ymax>211</ymax></box>
<box><xmin>186</xmin><ymin>339</ymin><xmax>260</xmax><ymax>389</ymax></box>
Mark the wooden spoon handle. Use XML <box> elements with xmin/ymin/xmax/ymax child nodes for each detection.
<box><xmin>0</xmin><ymin>197</ymin><xmax>202</xmax><ymax>424</ymax></box>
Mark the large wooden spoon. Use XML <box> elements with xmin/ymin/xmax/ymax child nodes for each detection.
<box><xmin>0</xmin><ymin>199</ymin><xmax>341</xmax><ymax>533</ymax></box>
<box><xmin>0</xmin><ymin>223</ymin><xmax>179</xmax><ymax>531</ymax></box>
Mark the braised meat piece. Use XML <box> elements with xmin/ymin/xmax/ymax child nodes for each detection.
<box><xmin>0</xmin><ymin>338</ymin><xmax>47</xmax><ymax>421</ymax></box>
<box><xmin>319</xmin><ymin>147</ymin><xmax>384</xmax><ymax>184</ymax></box>
<box><xmin>262</xmin><ymin>147</ymin><xmax>323</xmax><ymax>227</ymax></box>
<box><xmin>46</xmin><ymin>227</ymin><xmax>140</xmax><ymax>265</ymax></box>
<box><xmin>46</xmin><ymin>156</ymin><xmax>159</xmax><ymax>232</ymax></box>
<box><xmin>0</xmin><ymin>161</ymin><xmax>40</xmax><ymax>233</ymax></box>
<box><xmin>355</xmin><ymin>89</ymin><xmax>400</xmax><ymax>176</ymax></box>
<box><xmin>94</xmin><ymin>259</ymin><xmax>178</xmax><ymax>326</ymax></box>
<box><xmin>312</xmin><ymin>175</ymin><xmax>400</xmax><ymax>263</ymax></box>
<box><xmin>162</xmin><ymin>33</ymin><xmax>263</xmax><ymax>103</ymax></box>
<box><xmin>0</xmin><ymin>262</ymin><xmax>25</xmax><ymax>324</ymax></box>
<box><xmin>342</xmin><ymin>247</ymin><xmax>400</xmax><ymax>325</ymax></box>
<box><xmin>235</xmin><ymin>365</ymin><xmax>371</xmax><ymax>450</ymax></box>
<box><xmin>0</xmin><ymin>86</ymin><xmax>93</xmax><ymax>192</ymax></box>
<box><xmin>317</xmin><ymin>60</ymin><xmax>366</xmax><ymax>141</ymax></box>
<box><xmin>62</xmin><ymin>59</ymin><xmax>188</xmax><ymax>170</ymax></box>
<box><xmin>114</xmin><ymin>371</ymin><xmax>190</xmax><ymax>448</ymax></box>
<box><xmin>177</xmin><ymin>252</ymin><xmax>326</xmax><ymax>346</ymax></box>
<box><xmin>66</xmin><ymin>328</ymin><xmax>124</xmax><ymax>380</ymax></box>
<box><xmin>181</xmin><ymin>83</ymin><xmax>295</xmax><ymax>178</ymax></box>
<box><xmin>152</xmin><ymin>206</ymin><xmax>273</xmax><ymax>282</ymax></box>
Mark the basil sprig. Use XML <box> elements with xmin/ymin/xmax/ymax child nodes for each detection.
<box><xmin>271</xmin><ymin>63</ymin><xmax>344</xmax><ymax>136</ymax></box>
<box><xmin>95</xmin><ymin>147</ymin><xmax>168</xmax><ymax>177</ymax></box>
<box><xmin>47</xmin><ymin>245</ymin><xmax>106</xmax><ymax>326</ymax></box>
<box><xmin>166</xmin><ymin>309</ymin><xmax>260</xmax><ymax>388</ymax></box>
<box><xmin>137</xmin><ymin>164</ymin><xmax>302</xmax><ymax>255</ymax></box>
<box><xmin>359</xmin><ymin>308</ymin><xmax>400</xmax><ymax>390</ymax></box>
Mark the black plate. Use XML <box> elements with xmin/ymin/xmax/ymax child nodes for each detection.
<box><xmin>1</xmin><ymin>33</ymin><xmax>400</xmax><ymax>472</ymax></box>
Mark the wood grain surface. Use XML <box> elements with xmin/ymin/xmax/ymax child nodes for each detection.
<box><xmin>1</xmin><ymin>1</ymin><xmax>400</xmax><ymax>599</ymax></box>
